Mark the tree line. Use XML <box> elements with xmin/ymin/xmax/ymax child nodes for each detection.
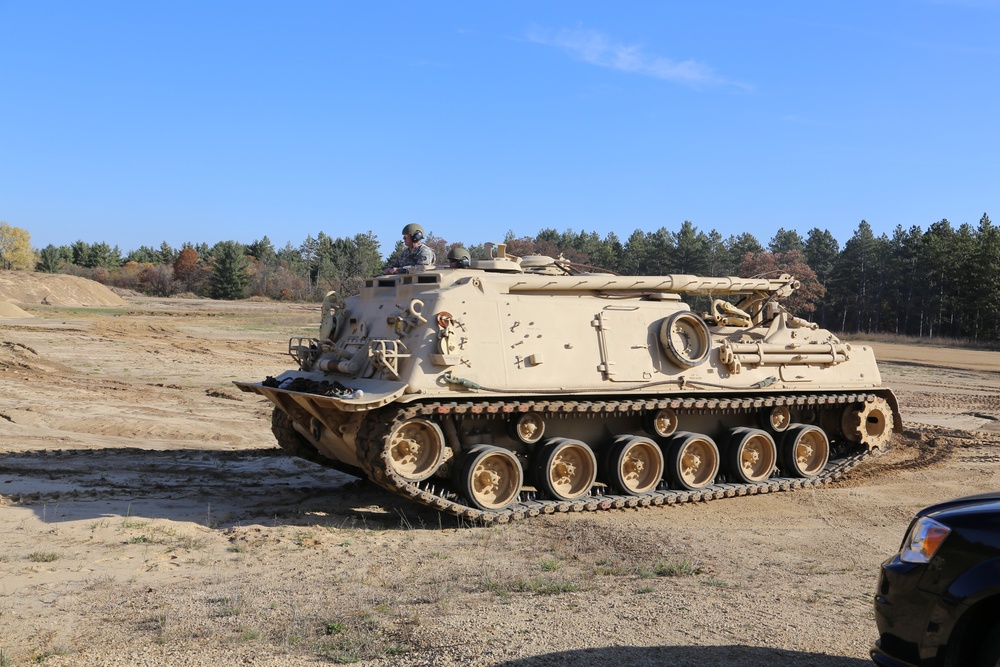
<box><xmin>2</xmin><ymin>213</ymin><xmax>998</xmax><ymax>342</ymax></box>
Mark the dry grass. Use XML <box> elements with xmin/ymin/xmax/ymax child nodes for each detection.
<box><xmin>44</xmin><ymin>515</ymin><xmax>715</xmax><ymax>663</ymax></box>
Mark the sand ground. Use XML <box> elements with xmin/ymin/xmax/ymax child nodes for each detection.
<box><xmin>2</xmin><ymin>287</ymin><xmax>1000</xmax><ymax>666</ymax></box>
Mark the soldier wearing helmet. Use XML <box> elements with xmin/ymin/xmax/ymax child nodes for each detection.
<box><xmin>385</xmin><ymin>223</ymin><xmax>436</xmax><ymax>274</ymax></box>
<box><xmin>447</xmin><ymin>245</ymin><xmax>471</xmax><ymax>269</ymax></box>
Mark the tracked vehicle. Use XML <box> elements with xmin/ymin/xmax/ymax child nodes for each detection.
<box><xmin>236</xmin><ymin>244</ymin><xmax>900</xmax><ymax>522</ymax></box>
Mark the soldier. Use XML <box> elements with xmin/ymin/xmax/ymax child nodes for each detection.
<box><xmin>385</xmin><ymin>223</ymin><xmax>436</xmax><ymax>274</ymax></box>
<box><xmin>447</xmin><ymin>245</ymin><xmax>471</xmax><ymax>268</ymax></box>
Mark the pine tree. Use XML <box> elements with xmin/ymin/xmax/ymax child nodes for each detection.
<box><xmin>725</xmin><ymin>233</ymin><xmax>764</xmax><ymax>272</ymax></box>
<box><xmin>803</xmin><ymin>228</ymin><xmax>840</xmax><ymax>328</ymax></box>
<box><xmin>209</xmin><ymin>241</ymin><xmax>250</xmax><ymax>300</ymax></box>
<box><xmin>672</xmin><ymin>221</ymin><xmax>711</xmax><ymax>274</ymax></box>
<box><xmin>620</xmin><ymin>230</ymin><xmax>649</xmax><ymax>275</ymax></box>
<box><xmin>36</xmin><ymin>245</ymin><xmax>66</xmax><ymax>273</ymax></box>
<box><xmin>885</xmin><ymin>225</ymin><xmax>923</xmax><ymax>335</ymax></box>
<box><xmin>827</xmin><ymin>220</ymin><xmax>879</xmax><ymax>332</ymax></box>
<box><xmin>920</xmin><ymin>219</ymin><xmax>957</xmax><ymax>338</ymax></box>
<box><xmin>768</xmin><ymin>228</ymin><xmax>806</xmax><ymax>255</ymax></box>
<box><xmin>970</xmin><ymin>214</ymin><xmax>1000</xmax><ymax>341</ymax></box>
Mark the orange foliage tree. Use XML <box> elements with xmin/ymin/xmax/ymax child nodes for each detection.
<box><xmin>737</xmin><ymin>250</ymin><xmax>825</xmax><ymax>315</ymax></box>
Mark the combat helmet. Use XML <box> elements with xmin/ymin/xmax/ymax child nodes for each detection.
<box><xmin>402</xmin><ymin>223</ymin><xmax>425</xmax><ymax>242</ymax></box>
<box><xmin>447</xmin><ymin>245</ymin><xmax>471</xmax><ymax>268</ymax></box>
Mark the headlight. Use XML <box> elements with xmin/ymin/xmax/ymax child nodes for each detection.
<box><xmin>900</xmin><ymin>516</ymin><xmax>951</xmax><ymax>564</ymax></box>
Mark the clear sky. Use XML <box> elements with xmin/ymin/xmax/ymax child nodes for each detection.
<box><xmin>2</xmin><ymin>1</ymin><xmax>998</xmax><ymax>260</ymax></box>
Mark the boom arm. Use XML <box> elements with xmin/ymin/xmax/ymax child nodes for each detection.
<box><xmin>507</xmin><ymin>274</ymin><xmax>800</xmax><ymax>298</ymax></box>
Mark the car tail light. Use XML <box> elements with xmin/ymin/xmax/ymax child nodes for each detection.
<box><xmin>900</xmin><ymin>516</ymin><xmax>951</xmax><ymax>564</ymax></box>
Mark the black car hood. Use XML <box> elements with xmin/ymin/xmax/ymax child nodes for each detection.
<box><xmin>917</xmin><ymin>491</ymin><xmax>1000</xmax><ymax>520</ymax></box>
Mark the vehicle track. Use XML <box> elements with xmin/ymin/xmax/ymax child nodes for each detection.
<box><xmin>359</xmin><ymin>391</ymin><xmax>888</xmax><ymax>523</ymax></box>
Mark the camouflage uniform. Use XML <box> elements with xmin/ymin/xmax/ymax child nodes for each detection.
<box><xmin>390</xmin><ymin>243</ymin><xmax>436</xmax><ymax>271</ymax></box>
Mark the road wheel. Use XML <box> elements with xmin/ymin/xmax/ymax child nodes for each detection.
<box><xmin>603</xmin><ymin>435</ymin><xmax>664</xmax><ymax>495</ymax></box>
<box><xmin>458</xmin><ymin>446</ymin><xmax>523</xmax><ymax>511</ymax></box>
<box><xmin>725</xmin><ymin>428</ymin><xmax>776</xmax><ymax>483</ymax></box>
<box><xmin>665</xmin><ymin>432</ymin><xmax>719</xmax><ymax>490</ymax></box>
<box><xmin>386</xmin><ymin>418</ymin><xmax>445</xmax><ymax>482</ymax></box>
<box><xmin>780</xmin><ymin>425</ymin><xmax>829</xmax><ymax>477</ymax></box>
<box><xmin>533</xmin><ymin>438</ymin><xmax>597</xmax><ymax>501</ymax></box>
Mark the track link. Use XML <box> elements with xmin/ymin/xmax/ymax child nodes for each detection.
<box><xmin>358</xmin><ymin>391</ymin><xmax>888</xmax><ymax>524</ymax></box>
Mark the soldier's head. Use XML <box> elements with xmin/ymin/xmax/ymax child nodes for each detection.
<box><xmin>402</xmin><ymin>223</ymin><xmax>425</xmax><ymax>247</ymax></box>
<box><xmin>447</xmin><ymin>245</ymin><xmax>471</xmax><ymax>268</ymax></box>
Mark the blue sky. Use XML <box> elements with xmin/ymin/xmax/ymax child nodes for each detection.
<box><xmin>2</xmin><ymin>1</ymin><xmax>998</xmax><ymax>259</ymax></box>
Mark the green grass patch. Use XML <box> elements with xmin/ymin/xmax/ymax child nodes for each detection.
<box><xmin>26</xmin><ymin>552</ymin><xmax>60</xmax><ymax>563</ymax></box>
<box><xmin>487</xmin><ymin>577</ymin><xmax>581</xmax><ymax>596</ymax></box>
<box><xmin>653</xmin><ymin>558</ymin><xmax>703</xmax><ymax>577</ymax></box>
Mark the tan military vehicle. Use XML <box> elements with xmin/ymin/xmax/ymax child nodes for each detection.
<box><xmin>236</xmin><ymin>243</ymin><xmax>900</xmax><ymax>522</ymax></box>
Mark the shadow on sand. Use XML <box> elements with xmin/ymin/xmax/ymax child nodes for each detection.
<box><xmin>0</xmin><ymin>446</ymin><xmax>454</xmax><ymax>529</ymax></box>
<box><xmin>494</xmin><ymin>644</ymin><xmax>871</xmax><ymax>667</ymax></box>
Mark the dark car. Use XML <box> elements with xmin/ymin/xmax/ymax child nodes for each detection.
<box><xmin>872</xmin><ymin>491</ymin><xmax>1000</xmax><ymax>666</ymax></box>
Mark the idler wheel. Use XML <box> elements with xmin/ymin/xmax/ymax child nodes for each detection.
<box><xmin>603</xmin><ymin>435</ymin><xmax>664</xmax><ymax>495</ymax></box>
<box><xmin>386</xmin><ymin>418</ymin><xmax>445</xmax><ymax>482</ymax></box>
<box><xmin>780</xmin><ymin>425</ymin><xmax>829</xmax><ymax>477</ymax></box>
<box><xmin>665</xmin><ymin>432</ymin><xmax>719</xmax><ymax>490</ymax></box>
<box><xmin>458</xmin><ymin>445</ymin><xmax>523</xmax><ymax>510</ymax></box>
<box><xmin>533</xmin><ymin>438</ymin><xmax>597</xmax><ymax>501</ymax></box>
<box><xmin>725</xmin><ymin>428</ymin><xmax>777</xmax><ymax>483</ymax></box>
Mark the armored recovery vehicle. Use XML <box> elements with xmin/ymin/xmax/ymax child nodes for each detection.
<box><xmin>236</xmin><ymin>244</ymin><xmax>900</xmax><ymax>522</ymax></box>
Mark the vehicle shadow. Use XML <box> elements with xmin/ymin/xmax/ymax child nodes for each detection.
<box><xmin>494</xmin><ymin>645</ymin><xmax>871</xmax><ymax>666</ymax></box>
<box><xmin>0</xmin><ymin>447</ymin><xmax>453</xmax><ymax>529</ymax></box>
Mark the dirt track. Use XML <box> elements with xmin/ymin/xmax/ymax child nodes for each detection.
<box><xmin>2</xmin><ymin>295</ymin><xmax>1000</xmax><ymax>666</ymax></box>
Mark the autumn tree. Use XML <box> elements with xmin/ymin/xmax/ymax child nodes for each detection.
<box><xmin>738</xmin><ymin>250</ymin><xmax>825</xmax><ymax>316</ymax></box>
<box><xmin>501</xmin><ymin>232</ymin><xmax>539</xmax><ymax>258</ymax></box>
<box><xmin>112</xmin><ymin>261</ymin><xmax>144</xmax><ymax>291</ymax></box>
<box><xmin>139</xmin><ymin>264</ymin><xmax>177</xmax><ymax>296</ymax></box>
<box><xmin>0</xmin><ymin>222</ymin><xmax>35</xmax><ymax>270</ymax></box>
<box><xmin>173</xmin><ymin>247</ymin><xmax>201</xmax><ymax>291</ymax></box>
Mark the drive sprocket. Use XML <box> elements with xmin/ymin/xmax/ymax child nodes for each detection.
<box><xmin>841</xmin><ymin>396</ymin><xmax>893</xmax><ymax>451</ymax></box>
